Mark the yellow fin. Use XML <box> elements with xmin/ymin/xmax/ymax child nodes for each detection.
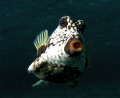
<box><xmin>34</xmin><ymin>29</ymin><xmax>48</xmax><ymax>51</ymax></box>
<box><xmin>85</xmin><ymin>42</ymin><xmax>92</xmax><ymax>68</ymax></box>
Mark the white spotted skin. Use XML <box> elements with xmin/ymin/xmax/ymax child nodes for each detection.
<box><xmin>28</xmin><ymin>16</ymin><xmax>85</xmax><ymax>74</ymax></box>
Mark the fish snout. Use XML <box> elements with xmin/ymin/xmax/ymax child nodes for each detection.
<box><xmin>64</xmin><ymin>38</ymin><xmax>83</xmax><ymax>57</ymax></box>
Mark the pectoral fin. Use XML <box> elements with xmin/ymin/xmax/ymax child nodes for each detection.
<box><xmin>33</xmin><ymin>29</ymin><xmax>49</xmax><ymax>57</ymax></box>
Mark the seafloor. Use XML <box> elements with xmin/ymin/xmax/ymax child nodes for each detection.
<box><xmin>0</xmin><ymin>0</ymin><xmax>120</xmax><ymax>98</ymax></box>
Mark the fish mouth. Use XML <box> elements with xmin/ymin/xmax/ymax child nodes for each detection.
<box><xmin>70</xmin><ymin>40</ymin><xmax>83</xmax><ymax>52</ymax></box>
<box><xmin>64</xmin><ymin>38</ymin><xmax>83</xmax><ymax>57</ymax></box>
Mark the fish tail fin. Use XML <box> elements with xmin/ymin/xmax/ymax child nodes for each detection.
<box><xmin>32</xmin><ymin>80</ymin><xmax>49</xmax><ymax>88</ymax></box>
<box><xmin>85</xmin><ymin>42</ymin><xmax>92</xmax><ymax>68</ymax></box>
<box><xmin>33</xmin><ymin>29</ymin><xmax>48</xmax><ymax>51</ymax></box>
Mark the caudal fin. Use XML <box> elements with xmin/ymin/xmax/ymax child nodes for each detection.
<box><xmin>85</xmin><ymin>42</ymin><xmax>92</xmax><ymax>68</ymax></box>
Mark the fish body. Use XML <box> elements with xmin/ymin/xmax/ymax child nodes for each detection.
<box><xmin>28</xmin><ymin>16</ymin><xmax>90</xmax><ymax>87</ymax></box>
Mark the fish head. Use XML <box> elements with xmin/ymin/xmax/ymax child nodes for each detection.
<box><xmin>49</xmin><ymin>16</ymin><xmax>85</xmax><ymax>57</ymax></box>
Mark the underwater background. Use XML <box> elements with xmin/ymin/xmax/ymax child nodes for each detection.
<box><xmin>0</xmin><ymin>0</ymin><xmax>120</xmax><ymax>98</ymax></box>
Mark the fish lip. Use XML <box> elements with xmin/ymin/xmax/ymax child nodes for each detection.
<box><xmin>64</xmin><ymin>37</ymin><xmax>84</xmax><ymax>57</ymax></box>
<box><xmin>70</xmin><ymin>40</ymin><xmax>83</xmax><ymax>52</ymax></box>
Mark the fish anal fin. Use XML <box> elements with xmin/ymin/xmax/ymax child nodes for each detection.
<box><xmin>32</xmin><ymin>80</ymin><xmax>49</xmax><ymax>88</ymax></box>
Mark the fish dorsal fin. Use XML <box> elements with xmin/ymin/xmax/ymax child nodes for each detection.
<box><xmin>34</xmin><ymin>29</ymin><xmax>48</xmax><ymax>57</ymax></box>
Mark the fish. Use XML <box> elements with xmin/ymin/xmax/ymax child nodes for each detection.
<box><xmin>28</xmin><ymin>16</ymin><xmax>92</xmax><ymax>88</ymax></box>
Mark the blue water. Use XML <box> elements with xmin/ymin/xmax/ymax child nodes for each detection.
<box><xmin>0</xmin><ymin>0</ymin><xmax>120</xmax><ymax>98</ymax></box>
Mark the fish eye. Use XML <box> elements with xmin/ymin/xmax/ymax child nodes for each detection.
<box><xmin>60</xmin><ymin>20</ymin><xmax>65</xmax><ymax>25</ymax></box>
<box><xmin>60</xmin><ymin>20</ymin><xmax>65</xmax><ymax>26</ymax></box>
<box><xmin>59</xmin><ymin>18</ymin><xmax>67</xmax><ymax>28</ymax></box>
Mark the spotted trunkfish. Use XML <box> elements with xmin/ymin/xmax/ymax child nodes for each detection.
<box><xmin>28</xmin><ymin>16</ymin><xmax>92</xmax><ymax>88</ymax></box>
